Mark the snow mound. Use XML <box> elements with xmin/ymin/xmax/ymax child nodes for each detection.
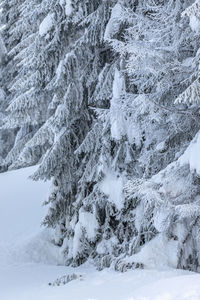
<box><xmin>39</xmin><ymin>13</ymin><xmax>54</xmax><ymax>36</ymax></box>
<box><xmin>104</xmin><ymin>3</ymin><xmax>123</xmax><ymax>41</ymax></box>
<box><xmin>2</xmin><ymin>229</ymin><xmax>64</xmax><ymax>266</ymax></box>
<box><xmin>99</xmin><ymin>171</ymin><xmax>124</xmax><ymax>210</ymax></box>
<box><xmin>182</xmin><ymin>0</ymin><xmax>200</xmax><ymax>32</ymax></box>
<box><xmin>59</xmin><ymin>0</ymin><xmax>73</xmax><ymax>16</ymax></box>
<box><xmin>179</xmin><ymin>131</ymin><xmax>200</xmax><ymax>174</ymax></box>
<box><xmin>0</xmin><ymin>166</ymin><xmax>50</xmax><ymax>241</ymax></box>
<box><xmin>72</xmin><ymin>210</ymin><xmax>99</xmax><ymax>257</ymax></box>
<box><xmin>0</xmin><ymin>166</ymin><xmax>58</xmax><ymax>266</ymax></box>
<box><xmin>127</xmin><ymin>235</ymin><xmax>179</xmax><ymax>269</ymax></box>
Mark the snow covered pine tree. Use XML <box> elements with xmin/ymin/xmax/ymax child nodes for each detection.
<box><xmin>1</xmin><ymin>0</ymin><xmax>55</xmax><ymax>170</ymax></box>
<box><xmin>2</xmin><ymin>0</ymin><xmax>200</xmax><ymax>272</ymax></box>
<box><xmin>0</xmin><ymin>0</ymin><xmax>24</xmax><ymax>171</ymax></box>
<box><xmin>119</xmin><ymin>0</ymin><xmax>200</xmax><ymax>271</ymax></box>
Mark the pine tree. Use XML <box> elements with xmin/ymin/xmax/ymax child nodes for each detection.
<box><xmin>3</xmin><ymin>0</ymin><xmax>200</xmax><ymax>273</ymax></box>
<box><xmin>0</xmin><ymin>0</ymin><xmax>25</xmax><ymax>171</ymax></box>
<box><xmin>31</xmin><ymin>0</ymin><xmax>120</xmax><ymax>266</ymax></box>
<box><xmin>118</xmin><ymin>0</ymin><xmax>200</xmax><ymax>272</ymax></box>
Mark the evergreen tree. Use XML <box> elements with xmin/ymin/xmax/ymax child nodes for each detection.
<box><xmin>2</xmin><ymin>0</ymin><xmax>200</xmax><ymax>273</ymax></box>
<box><xmin>0</xmin><ymin>0</ymin><xmax>25</xmax><ymax>171</ymax></box>
<box><xmin>1</xmin><ymin>0</ymin><xmax>54</xmax><ymax>169</ymax></box>
<box><xmin>31</xmin><ymin>0</ymin><xmax>119</xmax><ymax>266</ymax></box>
<box><xmin>118</xmin><ymin>0</ymin><xmax>200</xmax><ymax>272</ymax></box>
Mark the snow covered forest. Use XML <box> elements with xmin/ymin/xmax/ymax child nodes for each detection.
<box><xmin>1</xmin><ymin>0</ymin><xmax>200</xmax><ymax>298</ymax></box>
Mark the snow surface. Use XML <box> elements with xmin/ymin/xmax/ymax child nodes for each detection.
<box><xmin>1</xmin><ymin>167</ymin><xmax>200</xmax><ymax>300</ymax></box>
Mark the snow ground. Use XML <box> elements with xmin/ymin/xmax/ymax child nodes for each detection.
<box><xmin>0</xmin><ymin>167</ymin><xmax>200</xmax><ymax>300</ymax></box>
